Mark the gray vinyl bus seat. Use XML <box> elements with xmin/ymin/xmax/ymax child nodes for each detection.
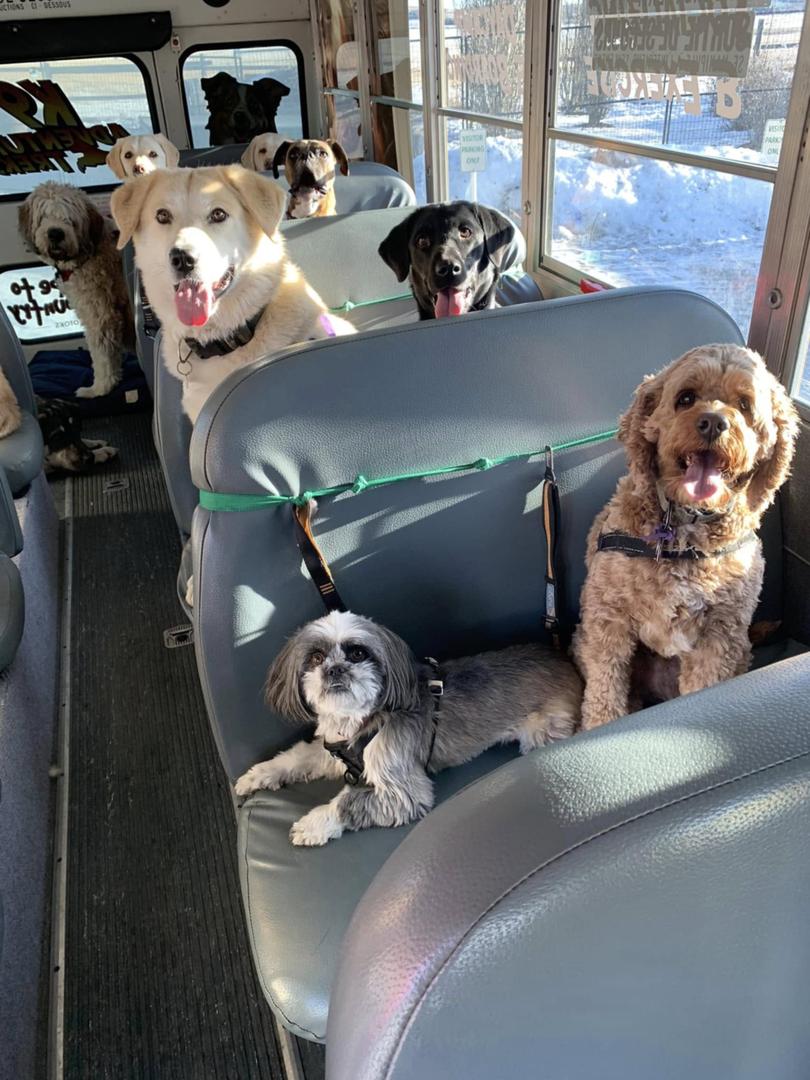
<box><xmin>187</xmin><ymin>286</ymin><xmax>786</xmax><ymax>1042</ymax></box>
<box><xmin>0</xmin><ymin>306</ymin><xmax>44</xmax><ymax>495</ymax></box>
<box><xmin>0</xmin><ymin>472</ymin><xmax>59</xmax><ymax>1080</ymax></box>
<box><xmin>327</xmin><ymin>651</ymin><xmax>810</xmax><ymax>1080</ymax></box>
<box><xmin>154</xmin><ymin>205</ymin><xmax>539</xmax><ymax>552</ymax></box>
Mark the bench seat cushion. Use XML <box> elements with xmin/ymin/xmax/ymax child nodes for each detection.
<box><xmin>238</xmin><ymin>746</ymin><xmax>516</xmax><ymax>1042</ymax></box>
<box><xmin>0</xmin><ymin>413</ymin><xmax>43</xmax><ymax>496</ymax></box>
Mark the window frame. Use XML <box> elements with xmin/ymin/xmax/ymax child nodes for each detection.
<box><xmin>0</xmin><ymin>51</ymin><xmax>160</xmax><ymax>204</ymax></box>
<box><xmin>178</xmin><ymin>39</ymin><xmax>310</xmax><ymax>151</ymax></box>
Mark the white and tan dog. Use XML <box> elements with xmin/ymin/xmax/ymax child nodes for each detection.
<box><xmin>110</xmin><ymin>164</ymin><xmax>354</xmax><ymax>423</ymax></box>
<box><xmin>19</xmin><ymin>182</ymin><xmax>133</xmax><ymax>398</ymax></box>
<box><xmin>106</xmin><ymin>134</ymin><xmax>180</xmax><ymax>179</ymax></box>
<box><xmin>240</xmin><ymin>132</ymin><xmax>288</xmax><ymax>174</ymax></box>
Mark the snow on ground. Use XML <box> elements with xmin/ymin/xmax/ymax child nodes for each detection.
<box><xmin>417</xmin><ymin>135</ymin><xmax>772</xmax><ymax>337</ymax></box>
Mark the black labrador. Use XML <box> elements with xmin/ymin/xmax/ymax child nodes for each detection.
<box><xmin>378</xmin><ymin>201</ymin><xmax>516</xmax><ymax>320</ymax></box>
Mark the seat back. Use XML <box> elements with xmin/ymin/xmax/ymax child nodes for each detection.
<box><xmin>189</xmin><ymin>287</ymin><xmax>750</xmax><ymax>781</ymax></box>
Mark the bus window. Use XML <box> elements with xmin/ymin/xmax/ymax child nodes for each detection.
<box><xmin>317</xmin><ymin>0</ymin><xmax>365</xmax><ymax>159</ymax></box>
<box><xmin>0</xmin><ymin>56</ymin><xmax>156</xmax><ymax>199</ymax></box>
<box><xmin>543</xmin><ymin>0</ymin><xmax>805</xmax><ymax>335</ymax></box>
<box><xmin>181</xmin><ymin>44</ymin><xmax>306</xmax><ymax>148</ymax></box>
<box><xmin>440</xmin><ymin>0</ymin><xmax>525</xmax><ymax>224</ymax></box>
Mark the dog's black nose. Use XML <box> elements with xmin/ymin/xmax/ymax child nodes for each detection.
<box><xmin>169</xmin><ymin>248</ymin><xmax>196</xmax><ymax>276</ymax></box>
<box><xmin>696</xmin><ymin>412</ymin><xmax>729</xmax><ymax>441</ymax></box>
<box><xmin>47</xmin><ymin>227</ymin><xmax>65</xmax><ymax>243</ymax></box>
<box><xmin>435</xmin><ymin>257</ymin><xmax>463</xmax><ymax>281</ymax></box>
<box><xmin>327</xmin><ymin>663</ymin><xmax>348</xmax><ymax>682</ymax></box>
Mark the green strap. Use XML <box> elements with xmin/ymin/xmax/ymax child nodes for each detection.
<box><xmin>198</xmin><ymin>428</ymin><xmax>619</xmax><ymax>512</ymax></box>
<box><xmin>330</xmin><ymin>292</ymin><xmax>412</xmax><ymax>313</ymax></box>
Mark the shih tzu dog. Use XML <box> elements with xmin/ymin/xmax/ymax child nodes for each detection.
<box><xmin>235</xmin><ymin>611</ymin><xmax>583</xmax><ymax>846</ymax></box>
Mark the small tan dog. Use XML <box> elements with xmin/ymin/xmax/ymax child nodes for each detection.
<box><xmin>573</xmin><ymin>344</ymin><xmax>798</xmax><ymax>729</ymax></box>
<box><xmin>110</xmin><ymin>164</ymin><xmax>354</xmax><ymax>423</ymax></box>
<box><xmin>241</xmin><ymin>132</ymin><xmax>288</xmax><ymax>173</ymax></box>
<box><xmin>107</xmin><ymin>134</ymin><xmax>180</xmax><ymax>179</ymax></box>
<box><xmin>271</xmin><ymin>139</ymin><xmax>349</xmax><ymax>218</ymax></box>
<box><xmin>0</xmin><ymin>369</ymin><xmax>21</xmax><ymax>438</ymax></box>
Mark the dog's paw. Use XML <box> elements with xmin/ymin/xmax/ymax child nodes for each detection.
<box><xmin>234</xmin><ymin>762</ymin><xmax>287</xmax><ymax>797</ymax></box>
<box><xmin>90</xmin><ymin>442</ymin><xmax>118</xmax><ymax>465</ymax></box>
<box><xmin>0</xmin><ymin>401</ymin><xmax>22</xmax><ymax>439</ymax></box>
<box><xmin>290</xmin><ymin>804</ymin><xmax>344</xmax><ymax>847</ymax></box>
<box><xmin>76</xmin><ymin>375</ymin><xmax>119</xmax><ymax>399</ymax></box>
<box><xmin>184</xmin><ymin>574</ymin><xmax>194</xmax><ymax>608</ymax></box>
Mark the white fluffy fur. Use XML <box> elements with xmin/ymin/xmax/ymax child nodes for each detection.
<box><xmin>106</xmin><ymin>134</ymin><xmax>180</xmax><ymax>180</ymax></box>
<box><xmin>19</xmin><ymin>183</ymin><xmax>132</xmax><ymax>398</ymax></box>
<box><xmin>110</xmin><ymin>165</ymin><xmax>355</xmax><ymax>423</ymax></box>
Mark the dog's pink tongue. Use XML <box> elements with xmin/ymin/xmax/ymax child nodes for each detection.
<box><xmin>683</xmin><ymin>451</ymin><xmax>723</xmax><ymax>502</ymax></box>
<box><xmin>434</xmin><ymin>288</ymin><xmax>465</xmax><ymax>318</ymax></box>
<box><xmin>174</xmin><ymin>280</ymin><xmax>212</xmax><ymax>327</ymax></box>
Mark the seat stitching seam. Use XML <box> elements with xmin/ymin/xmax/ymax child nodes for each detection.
<box><xmin>242</xmin><ymin>803</ymin><xmax>324</xmax><ymax>1041</ymax></box>
<box><xmin>382</xmin><ymin>742</ymin><xmax>810</xmax><ymax>1079</ymax></box>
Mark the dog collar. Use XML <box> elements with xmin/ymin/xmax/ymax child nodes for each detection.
<box><xmin>183</xmin><ymin>310</ymin><xmax>262</xmax><ymax>360</ymax></box>
<box><xmin>654</xmin><ymin>481</ymin><xmax>727</xmax><ymax>529</ymax></box>
<box><xmin>597</xmin><ymin>530</ymin><xmax>757</xmax><ymax>561</ymax></box>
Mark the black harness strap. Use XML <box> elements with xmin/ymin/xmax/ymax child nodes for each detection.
<box><xmin>540</xmin><ymin>446</ymin><xmax>563</xmax><ymax>649</ymax></box>
<box><xmin>292</xmin><ymin>501</ymin><xmax>348</xmax><ymax>613</ymax></box>
<box><xmin>323</xmin><ymin>732</ymin><xmax>374</xmax><ymax>786</ymax></box>
<box><xmin>597</xmin><ymin>531</ymin><xmax>757</xmax><ymax>561</ymax></box>
<box><xmin>424</xmin><ymin>656</ymin><xmax>444</xmax><ymax>769</ymax></box>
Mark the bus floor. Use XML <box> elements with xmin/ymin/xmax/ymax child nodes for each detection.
<box><xmin>54</xmin><ymin>408</ymin><xmax>325</xmax><ymax>1080</ymax></box>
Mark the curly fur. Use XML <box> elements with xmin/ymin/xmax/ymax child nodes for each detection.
<box><xmin>18</xmin><ymin>183</ymin><xmax>133</xmax><ymax>398</ymax></box>
<box><xmin>573</xmin><ymin>344</ymin><xmax>799</xmax><ymax>729</ymax></box>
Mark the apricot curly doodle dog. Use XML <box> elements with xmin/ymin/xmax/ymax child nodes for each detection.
<box><xmin>573</xmin><ymin>344</ymin><xmax>798</xmax><ymax>729</ymax></box>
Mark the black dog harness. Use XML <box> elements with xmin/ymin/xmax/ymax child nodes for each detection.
<box><xmin>597</xmin><ymin>530</ymin><xmax>757</xmax><ymax>561</ymax></box>
<box><xmin>321</xmin><ymin>659</ymin><xmax>445</xmax><ymax>786</ymax></box>
<box><xmin>598</xmin><ymin>487</ymin><xmax>756</xmax><ymax>561</ymax></box>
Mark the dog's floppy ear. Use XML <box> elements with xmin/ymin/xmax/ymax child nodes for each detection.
<box><xmin>106</xmin><ymin>138</ymin><xmax>127</xmax><ymax>179</ymax></box>
<box><xmin>375</xmin><ymin>625</ymin><xmax>421</xmax><ymax>713</ymax></box>
<box><xmin>85</xmin><ymin>203</ymin><xmax>106</xmax><ymax>253</ymax></box>
<box><xmin>329</xmin><ymin>141</ymin><xmax>350</xmax><ymax>176</ymax></box>
<box><xmin>17</xmin><ymin>196</ymin><xmax>34</xmax><ymax>250</ymax></box>
<box><xmin>264</xmin><ymin>634</ymin><xmax>314</xmax><ymax>725</ymax></box>
<box><xmin>378</xmin><ymin>211</ymin><xmax>419</xmax><ymax>282</ymax></box>
<box><xmin>618</xmin><ymin>369</ymin><xmax>667</xmax><ymax>480</ymax></box>
<box><xmin>271</xmin><ymin>141</ymin><xmax>291</xmax><ymax>178</ymax></box>
<box><xmin>475</xmin><ymin>205</ymin><xmax>517</xmax><ymax>272</ymax></box>
<box><xmin>223</xmin><ymin>165</ymin><xmax>286</xmax><ymax>237</ymax></box>
<box><xmin>746</xmin><ymin>366</ymin><xmax>799</xmax><ymax>514</ymax></box>
<box><xmin>240</xmin><ymin>137</ymin><xmax>258</xmax><ymax>170</ymax></box>
<box><xmin>110</xmin><ymin>172</ymin><xmax>154</xmax><ymax>249</ymax></box>
<box><xmin>201</xmin><ymin>71</ymin><xmax>233</xmax><ymax>102</ymax></box>
<box><xmin>154</xmin><ymin>133</ymin><xmax>180</xmax><ymax>168</ymax></box>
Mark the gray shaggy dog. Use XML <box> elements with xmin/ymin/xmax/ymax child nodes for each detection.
<box><xmin>235</xmin><ymin>610</ymin><xmax>583</xmax><ymax>846</ymax></box>
<box><xmin>18</xmin><ymin>182</ymin><xmax>133</xmax><ymax>398</ymax></box>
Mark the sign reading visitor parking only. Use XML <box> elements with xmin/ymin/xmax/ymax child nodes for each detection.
<box><xmin>460</xmin><ymin>128</ymin><xmax>487</xmax><ymax>172</ymax></box>
<box><xmin>762</xmin><ymin>118</ymin><xmax>786</xmax><ymax>161</ymax></box>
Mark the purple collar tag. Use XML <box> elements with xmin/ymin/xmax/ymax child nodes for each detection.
<box><xmin>319</xmin><ymin>313</ymin><xmax>338</xmax><ymax>338</ymax></box>
<box><xmin>645</xmin><ymin>523</ymin><xmax>676</xmax><ymax>545</ymax></box>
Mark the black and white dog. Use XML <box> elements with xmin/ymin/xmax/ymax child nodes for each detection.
<box><xmin>36</xmin><ymin>398</ymin><xmax>117</xmax><ymax>474</ymax></box>
<box><xmin>378</xmin><ymin>201</ymin><xmax>517</xmax><ymax>320</ymax></box>
<box><xmin>235</xmin><ymin>611</ymin><xmax>582</xmax><ymax>846</ymax></box>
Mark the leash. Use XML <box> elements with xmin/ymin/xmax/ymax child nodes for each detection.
<box><xmin>292</xmin><ymin>501</ymin><xmax>347</xmax><ymax>613</ymax></box>
<box><xmin>540</xmin><ymin>446</ymin><xmax>563</xmax><ymax>649</ymax></box>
